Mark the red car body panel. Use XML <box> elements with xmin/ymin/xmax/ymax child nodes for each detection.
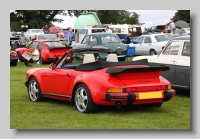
<box><xmin>15</xmin><ymin>40</ymin><xmax>72</xmax><ymax>63</ymax></box>
<box><xmin>25</xmin><ymin>60</ymin><xmax>175</xmax><ymax>106</ymax></box>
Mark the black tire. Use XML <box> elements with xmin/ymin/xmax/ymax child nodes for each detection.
<box><xmin>28</xmin><ymin>77</ymin><xmax>44</xmax><ymax>102</ymax></box>
<box><xmin>149</xmin><ymin>102</ymin><xmax>163</xmax><ymax>107</ymax></box>
<box><xmin>74</xmin><ymin>84</ymin><xmax>99</xmax><ymax>113</ymax></box>
<box><xmin>17</xmin><ymin>52</ymin><xmax>23</xmax><ymax>62</ymax></box>
<box><xmin>150</xmin><ymin>50</ymin><xmax>157</xmax><ymax>56</ymax></box>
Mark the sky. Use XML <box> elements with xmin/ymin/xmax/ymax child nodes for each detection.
<box><xmin>53</xmin><ymin>10</ymin><xmax>177</xmax><ymax>28</ymax></box>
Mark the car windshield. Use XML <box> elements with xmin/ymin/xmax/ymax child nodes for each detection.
<box><xmin>101</xmin><ymin>36</ymin><xmax>121</xmax><ymax>44</ymax></box>
<box><xmin>37</xmin><ymin>34</ymin><xmax>57</xmax><ymax>40</ymax></box>
<box><xmin>43</xmin><ymin>41</ymin><xmax>65</xmax><ymax>47</ymax></box>
<box><xmin>31</xmin><ymin>29</ymin><xmax>43</xmax><ymax>33</ymax></box>
<box><xmin>56</xmin><ymin>51</ymin><xmax>110</xmax><ymax>68</ymax></box>
<box><xmin>154</xmin><ymin>34</ymin><xmax>172</xmax><ymax>42</ymax></box>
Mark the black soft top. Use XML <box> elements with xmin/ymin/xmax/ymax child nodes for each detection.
<box><xmin>75</xmin><ymin>59</ymin><xmax>148</xmax><ymax>71</ymax></box>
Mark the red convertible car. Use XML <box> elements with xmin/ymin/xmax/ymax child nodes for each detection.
<box><xmin>24</xmin><ymin>48</ymin><xmax>176</xmax><ymax>113</ymax></box>
<box><xmin>15</xmin><ymin>40</ymin><xmax>72</xmax><ymax>64</ymax></box>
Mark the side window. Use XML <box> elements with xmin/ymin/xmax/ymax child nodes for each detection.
<box><xmin>89</xmin><ymin>36</ymin><xmax>97</xmax><ymax>45</ymax></box>
<box><xmin>29</xmin><ymin>42</ymin><xmax>39</xmax><ymax>48</ymax></box>
<box><xmin>136</xmin><ymin>36</ymin><xmax>144</xmax><ymax>43</ymax></box>
<box><xmin>38</xmin><ymin>44</ymin><xmax>44</xmax><ymax>49</ymax></box>
<box><xmin>82</xmin><ymin>36</ymin><xmax>90</xmax><ymax>44</ymax></box>
<box><xmin>182</xmin><ymin>41</ymin><xmax>190</xmax><ymax>56</ymax></box>
<box><xmin>144</xmin><ymin>36</ymin><xmax>152</xmax><ymax>43</ymax></box>
<box><xmin>162</xmin><ymin>41</ymin><xmax>181</xmax><ymax>55</ymax></box>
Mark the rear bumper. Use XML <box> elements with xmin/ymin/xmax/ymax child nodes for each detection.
<box><xmin>92</xmin><ymin>89</ymin><xmax>176</xmax><ymax>106</ymax></box>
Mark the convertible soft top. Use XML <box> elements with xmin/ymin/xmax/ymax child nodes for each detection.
<box><xmin>75</xmin><ymin>59</ymin><xmax>149</xmax><ymax>71</ymax></box>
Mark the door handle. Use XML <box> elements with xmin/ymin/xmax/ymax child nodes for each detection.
<box><xmin>149</xmin><ymin>44</ymin><xmax>151</xmax><ymax>45</ymax></box>
<box><xmin>171</xmin><ymin>60</ymin><xmax>176</xmax><ymax>63</ymax></box>
<box><xmin>66</xmin><ymin>73</ymin><xmax>71</xmax><ymax>77</ymax></box>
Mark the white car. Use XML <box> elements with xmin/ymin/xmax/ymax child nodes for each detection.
<box><xmin>128</xmin><ymin>33</ymin><xmax>173</xmax><ymax>56</ymax></box>
<box><xmin>25</xmin><ymin>29</ymin><xmax>44</xmax><ymax>41</ymax></box>
<box><xmin>133</xmin><ymin>35</ymin><xmax>190</xmax><ymax>91</ymax></box>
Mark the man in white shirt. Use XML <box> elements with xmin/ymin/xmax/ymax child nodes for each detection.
<box><xmin>24</xmin><ymin>46</ymin><xmax>40</xmax><ymax>67</ymax></box>
<box><xmin>105</xmin><ymin>26</ymin><xmax>113</xmax><ymax>33</ymax></box>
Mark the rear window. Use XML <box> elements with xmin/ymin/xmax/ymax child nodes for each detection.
<box><xmin>154</xmin><ymin>34</ymin><xmax>171</xmax><ymax>42</ymax></box>
<box><xmin>101</xmin><ymin>36</ymin><xmax>121</xmax><ymax>44</ymax></box>
<box><xmin>43</xmin><ymin>41</ymin><xmax>65</xmax><ymax>47</ymax></box>
<box><xmin>79</xmin><ymin>29</ymin><xmax>87</xmax><ymax>34</ymax></box>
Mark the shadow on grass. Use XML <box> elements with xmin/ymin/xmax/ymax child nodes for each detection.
<box><xmin>174</xmin><ymin>89</ymin><xmax>190</xmax><ymax>98</ymax></box>
<box><xmin>40</xmin><ymin>98</ymin><xmax>168</xmax><ymax>114</ymax></box>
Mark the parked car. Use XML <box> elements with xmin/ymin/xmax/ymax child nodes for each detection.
<box><xmin>132</xmin><ymin>35</ymin><xmax>190</xmax><ymax>91</ymax></box>
<box><xmin>128</xmin><ymin>33</ymin><xmax>173</xmax><ymax>56</ymax></box>
<box><xmin>148</xmin><ymin>25</ymin><xmax>166</xmax><ymax>33</ymax></box>
<box><xmin>15</xmin><ymin>40</ymin><xmax>72</xmax><ymax>64</ymax></box>
<box><xmin>24</xmin><ymin>48</ymin><xmax>176</xmax><ymax>113</ymax></box>
<box><xmin>25</xmin><ymin>29</ymin><xmax>44</xmax><ymax>41</ymax></box>
<box><xmin>170</xmin><ymin>28</ymin><xmax>190</xmax><ymax>37</ymax></box>
<box><xmin>10</xmin><ymin>49</ymin><xmax>18</xmax><ymax>66</ymax></box>
<box><xmin>10</xmin><ymin>32</ymin><xmax>19</xmax><ymax>51</ymax></box>
<box><xmin>71</xmin><ymin>33</ymin><xmax>128</xmax><ymax>60</ymax></box>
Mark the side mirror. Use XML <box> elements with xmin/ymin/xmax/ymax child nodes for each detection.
<box><xmin>49</xmin><ymin>63</ymin><xmax>55</xmax><ymax>69</ymax></box>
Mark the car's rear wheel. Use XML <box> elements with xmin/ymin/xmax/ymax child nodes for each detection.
<box><xmin>28</xmin><ymin>77</ymin><xmax>44</xmax><ymax>102</ymax></box>
<box><xmin>74</xmin><ymin>84</ymin><xmax>99</xmax><ymax>113</ymax></box>
<box><xmin>150</xmin><ymin>50</ymin><xmax>157</xmax><ymax>56</ymax></box>
<box><xmin>17</xmin><ymin>52</ymin><xmax>23</xmax><ymax>62</ymax></box>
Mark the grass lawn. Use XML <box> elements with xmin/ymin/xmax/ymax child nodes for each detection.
<box><xmin>10</xmin><ymin>62</ymin><xmax>190</xmax><ymax>129</ymax></box>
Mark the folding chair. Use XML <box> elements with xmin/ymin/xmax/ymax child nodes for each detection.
<box><xmin>31</xmin><ymin>50</ymin><xmax>42</xmax><ymax>67</ymax></box>
<box><xmin>126</xmin><ymin>46</ymin><xmax>135</xmax><ymax>61</ymax></box>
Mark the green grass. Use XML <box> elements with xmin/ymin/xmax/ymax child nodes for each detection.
<box><xmin>10</xmin><ymin>62</ymin><xmax>190</xmax><ymax>129</ymax></box>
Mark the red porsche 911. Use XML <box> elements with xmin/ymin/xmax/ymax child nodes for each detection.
<box><xmin>15</xmin><ymin>40</ymin><xmax>72</xmax><ymax>64</ymax></box>
<box><xmin>24</xmin><ymin>48</ymin><xmax>176</xmax><ymax>113</ymax></box>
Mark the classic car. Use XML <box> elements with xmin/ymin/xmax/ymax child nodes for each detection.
<box><xmin>25</xmin><ymin>29</ymin><xmax>44</xmax><ymax>41</ymax></box>
<box><xmin>71</xmin><ymin>33</ymin><xmax>129</xmax><ymax>60</ymax></box>
<box><xmin>133</xmin><ymin>35</ymin><xmax>190</xmax><ymax>91</ymax></box>
<box><xmin>10</xmin><ymin>49</ymin><xmax>18</xmax><ymax>66</ymax></box>
<box><xmin>24</xmin><ymin>48</ymin><xmax>176</xmax><ymax>113</ymax></box>
<box><xmin>15</xmin><ymin>40</ymin><xmax>72</xmax><ymax>64</ymax></box>
<box><xmin>10</xmin><ymin>32</ymin><xmax>19</xmax><ymax>51</ymax></box>
<box><xmin>128</xmin><ymin>33</ymin><xmax>173</xmax><ymax>56</ymax></box>
<box><xmin>147</xmin><ymin>25</ymin><xmax>166</xmax><ymax>33</ymax></box>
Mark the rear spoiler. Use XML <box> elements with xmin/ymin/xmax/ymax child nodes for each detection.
<box><xmin>48</xmin><ymin>46</ymin><xmax>72</xmax><ymax>50</ymax></box>
<box><xmin>106</xmin><ymin>66</ymin><xmax>170</xmax><ymax>74</ymax></box>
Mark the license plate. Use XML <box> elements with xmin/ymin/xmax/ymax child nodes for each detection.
<box><xmin>138</xmin><ymin>92</ymin><xmax>163</xmax><ymax>99</ymax></box>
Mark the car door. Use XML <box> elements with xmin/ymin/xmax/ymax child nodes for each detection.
<box><xmin>133</xmin><ymin>36</ymin><xmax>145</xmax><ymax>55</ymax></box>
<box><xmin>175</xmin><ymin>41</ymin><xmax>190</xmax><ymax>88</ymax></box>
<box><xmin>42</xmin><ymin>53</ymin><xmax>74</xmax><ymax>95</ymax></box>
<box><xmin>151</xmin><ymin>40</ymin><xmax>182</xmax><ymax>84</ymax></box>
<box><xmin>142</xmin><ymin>36</ymin><xmax>152</xmax><ymax>55</ymax></box>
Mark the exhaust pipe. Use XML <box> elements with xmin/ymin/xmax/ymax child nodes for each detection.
<box><xmin>115</xmin><ymin>102</ymin><xmax>122</xmax><ymax>108</ymax></box>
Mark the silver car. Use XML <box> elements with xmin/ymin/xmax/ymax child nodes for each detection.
<box><xmin>128</xmin><ymin>33</ymin><xmax>173</xmax><ymax>56</ymax></box>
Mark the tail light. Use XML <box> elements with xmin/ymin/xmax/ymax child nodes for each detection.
<box><xmin>108</xmin><ymin>85</ymin><xmax>171</xmax><ymax>93</ymax></box>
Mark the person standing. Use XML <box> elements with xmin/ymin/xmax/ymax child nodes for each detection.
<box><xmin>105</xmin><ymin>26</ymin><xmax>112</xmax><ymax>33</ymax></box>
<box><xmin>169</xmin><ymin>21</ymin><xmax>176</xmax><ymax>32</ymax></box>
<box><xmin>69</xmin><ymin>29</ymin><xmax>76</xmax><ymax>45</ymax></box>
<box><xmin>18</xmin><ymin>31</ymin><xmax>28</xmax><ymax>48</ymax></box>
<box><xmin>43</xmin><ymin>25</ymin><xmax>49</xmax><ymax>34</ymax></box>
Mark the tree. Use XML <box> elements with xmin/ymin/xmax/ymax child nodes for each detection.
<box><xmin>171</xmin><ymin>10</ymin><xmax>190</xmax><ymax>23</ymax></box>
<box><xmin>67</xmin><ymin>10</ymin><xmax>139</xmax><ymax>25</ymax></box>
<box><xmin>10</xmin><ymin>10</ymin><xmax>67</xmax><ymax>31</ymax></box>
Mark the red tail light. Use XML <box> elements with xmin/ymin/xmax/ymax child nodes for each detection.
<box><xmin>127</xmin><ymin>85</ymin><xmax>169</xmax><ymax>92</ymax></box>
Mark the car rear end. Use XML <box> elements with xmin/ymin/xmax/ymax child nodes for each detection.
<box><xmin>92</xmin><ymin>64</ymin><xmax>176</xmax><ymax>107</ymax></box>
<box><xmin>42</xmin><ymin>41</ymin><xmax>72</xmax><ymax>62</ymax></box>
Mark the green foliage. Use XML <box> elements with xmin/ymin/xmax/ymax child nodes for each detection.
<box><xmin>171</xmin><ymin>10</ymin><xmax>190</xmax><ymax>23</ymax></box>
<box><xmin>10</xmin><ymin>10</ymin><xmax>67</xmax><ymax>31</ymax></box>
